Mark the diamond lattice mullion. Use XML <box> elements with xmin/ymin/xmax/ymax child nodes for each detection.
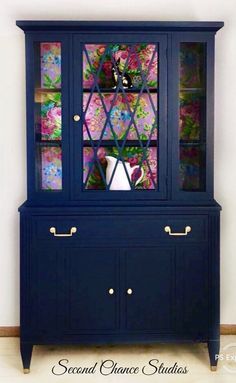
<box><xmin>133</xmin><ymin>44</ymin><xmax>158</xmax><ymax>189</ymax></box>
<box><xmin>113</xmin><ymin>45</ymin><xmax>156</xmax><ymax>189</ymax></box>
<box><xmin>109</xmin><ymin>48</ymin><xmax>145</xmax><ymax>149</ymax></box>
<box><xmin>110</xmin><ymin>45</ymin><xmax>158</xmax><ymax>190</ymax></box>
<box><xmin>84</xmin><ymin>45</ymin><xmax>120</xmax><ymax>190</ymax></box>
<box><xmin>108</xmin><ymin>47</ymin><xmax>139</xmax><ymax>190</ymax></box>
<box><xmin>83</xmin><ymin>119</ymin><xmax>108</xmax><ymax>189</ymax></box>
<box><xmin>83</xmin><ymin>45</ymin><xmax>110</xmax><ymax>117</ymax></box>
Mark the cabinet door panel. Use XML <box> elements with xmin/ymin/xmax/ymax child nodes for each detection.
<box><xmin>124</xmin><ymin>247</ymin><xmax>175</xmax><ymax>332</ymax></box>
<box><xmin>31</xmin><ymin>246</ymin><xmax>119</xmax><ymax>334</ymax></box>
<box><xmin>63</xmin><ymin>247</ymin><xmax>119</xmax><ymax>332</ymax></box>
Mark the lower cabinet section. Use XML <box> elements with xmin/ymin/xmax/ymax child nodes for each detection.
<box><xmin>30</xmin><ymin>244</ymin><xmax>209</xmax><ymax>338</ymax></box>
<box><xmin>20</xmin><ymin>209</ymin><xmax>220</xmax><ymax>371</ymax></box>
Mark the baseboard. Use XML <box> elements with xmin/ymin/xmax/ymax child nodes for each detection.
<box><xmin>0</xmin><ymin>325</ymin><xmax>236</xmax><ymax>337</ymax></box>
<box><xmin>220</xmin><ymin>325</ymin><xmax>236</xmax><ymax>335</ymax></box>
<box><xmin>0</xmin><ymin>327</ymin><xmax>20</xmax><ymax>337</ymax></box>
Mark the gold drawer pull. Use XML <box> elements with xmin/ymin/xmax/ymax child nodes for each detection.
<box><xmin>49</xmin><ymin>227</ymin><xmax>77</xmax><ymax>237</ymax></box>
<box><xmin>164</xmin><ymin>226</ymin><xmax>191</xmax><ymax>236</ymax></box>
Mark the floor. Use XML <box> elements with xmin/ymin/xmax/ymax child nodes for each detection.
<box><xmin>1</xmin><ymin>337</ymin><xmax>236</xmax><ymax>382</ymax></box>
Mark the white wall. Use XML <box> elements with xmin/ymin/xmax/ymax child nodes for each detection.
<box><xmin>0</xmin><ymin>0</ymin><xmax>235</xmax><ymax>325</ymax></box>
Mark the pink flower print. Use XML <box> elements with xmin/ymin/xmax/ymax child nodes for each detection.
<box><xmin>47</xmin><ymin>106</ymin><xmax>61</xmax><ymax>125</ymax></box>
<box><xmin>102</xmin><ymin>61</ymin><xmax>112</xmax><ymax>76</ymax></box>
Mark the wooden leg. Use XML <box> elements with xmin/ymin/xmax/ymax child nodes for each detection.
<box><xmin>20</xmin><ymin>342</ymin><xmax>33</xmax><ymax>372</ymax></box>
<box><xmin>208</xmin><ymin>339</ymin><xmax>220</xmax><ymax>371</ymax></box>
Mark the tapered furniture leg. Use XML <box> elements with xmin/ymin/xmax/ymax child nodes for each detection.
<box><xmin>20</xmin><ymin>342</ymin><xmax>33</xmax><ymax>373</ymax></box>
<box><xmin>208</xmin><ymin>340</ymin><xmax>220</xmax><ymax>371</ymax></box>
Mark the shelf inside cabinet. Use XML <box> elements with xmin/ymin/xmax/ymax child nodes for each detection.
<box><xmin>179</xmin><ymin>88</ymin><xmax>204</xmax><ymax>93</ymax></box>
<box><xmin>35</xmin><ymin>87</ymin><xmax>61</xmax><ymax>93</ymax></box>
<box><xmin>83</xmin><ymin>88</ymin><xmax>158</xmax><ymax>94</ymax></box>
<box><xmin>36</xmin><ymin>139</ymin><xmax>62</xmax><ymax>146</ymax></box>
<box><xmin>83</xmin><ymin>140</ymin><xmax>157</xmax><ymax>147</ymax></box>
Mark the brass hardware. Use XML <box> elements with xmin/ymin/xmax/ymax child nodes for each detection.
<box><xmin>164</xmin><ymin>226</ymin><xmax>191</xmax><ymax>236</ymax></box>
<box><xmin>73</xmin><ymin>114</ymin><xmax>80</xmax><ymax>122</ymax></box>
<box><xmin>210</xmin><ymin>366</ymin><xmax>217</xmax><ymax>372</ymax></box>
<box><xmin>108</xmin><ymin>288</ymin><xmax>114</xmax><ymax>295</ymax></box>
<box><xmin>23</xmin><ymin>369</ymin><xmax>30</xmax><ymax>374</ymax></box>
<box><xmin>49</xmin><ymin>227</ymin><xmax>77</xmax><ymax>237</ymax></box>
<box><xmin>127</xmin><ymin>288</ymin><xmax>133</xmax><ymax>295</ymax></box>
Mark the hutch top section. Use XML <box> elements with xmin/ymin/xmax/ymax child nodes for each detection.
<box><xmin>16</xmin><ymin>21</ymin><xmax>223</xmax><ymax>206</ymax></box>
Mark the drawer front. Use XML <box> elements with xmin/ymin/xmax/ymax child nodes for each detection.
<box><xmin>32</xmin><ymin>214</ymin><xmax>208</xmax><ymax>245</ymax></box>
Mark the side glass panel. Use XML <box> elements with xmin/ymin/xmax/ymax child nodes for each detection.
<box><xmin>82</xmin><ymin>44</ymin><xmax>158</xmax><ymax>191</ymax></box>
<box><xmin>179</xmin><ymin>43</ymin><xmax>206</xmax><ymax>191</ymax></box>
<box><xmin>34</xmin><ymin>42</ymin><xmax>62</xmax><ymax>190</ymax></box>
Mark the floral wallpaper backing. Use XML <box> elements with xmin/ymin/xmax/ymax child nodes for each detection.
<box><xmin>83</xmin><ymin>44</ymin><xmax>158</xmax><ymax>89</ymax></box>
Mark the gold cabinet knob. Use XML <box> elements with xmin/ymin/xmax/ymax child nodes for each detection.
<box><xmin>73</xmin><ymin>114</ymin><xmax>80</xmax><ymax>122</ymax></box>
<box><xmin>108</xmin><ymin>288</ymin><xmax>114</xmax><ymax>295</ymax></box>
<box><xmin>127</xmin><ymin>288</ymin><xmax>133</xmax><ymax>295</ymax></box>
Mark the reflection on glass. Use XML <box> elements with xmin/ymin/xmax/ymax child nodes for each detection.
<box><xmin>180</xmin><ymin>43</ymin><xmax>205</xmax><ymax>88</ymax></box>
<box><xmin>180</xmin><ymin>146</ymin><xmax>205</xmax><ymax>191</ymax></box>
<box><xmin>179</xmin><ymin>42</ymin><xmax>206</xmax><ymax>191</ymax></box>
<box><xmin>34</xmin><ymin>42</ymin><xmax>62</xmax><ymax>191</ymax></box>
<box><xmin>179</xmin><ymin>92</ymin><xmax>204</xmax><ymax>141</ymax></box>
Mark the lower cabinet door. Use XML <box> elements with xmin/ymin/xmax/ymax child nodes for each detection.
<box><xmin>124</xmin><ymin>247</ymin><xmax>176</xmax><ymax>332</ymax></box>
<box><xmin>31</xmin><ymin>246</ymin><xmax>119</xmax><ymax>334</ymax></box>
<box><xmin>62</xmin><ymin>247</ymin><xmax>119</xmax><ymax>332</ymax></box>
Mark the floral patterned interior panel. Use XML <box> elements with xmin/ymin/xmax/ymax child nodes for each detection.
<box><xmin>179</xmin><ymin>146</ymin><xmax>205</xmax><ymax>191</ymax></box>
<box><xmin>83</xmin><ymin>93</ymin><xmax>157</xmax><ymax>140</ymax></box>
<box><xmin>179</xmin><ymin>92</ymin><xmax>204</xmax><ymax>140</ymax></box>
<box><xmin>40</xmin><ymin>146</ymin><xmax>62</xmax><ymax>190</ymax></box>
<box><xmin>180</xmin><ymin>43</ymin><xmax>205</xmax><ymax>89</ymax></box>
<box><xmin>83</xmin><ymin>147</ymin><xmax>157</xmax><ymax>190</ymax></box>
<box><xmin>40</xmin><ymin>42</ymin><xmax>61</xmax><ymax>89</ymax></box>
<box><xmin>35</xmin><ymin>92</ymin><xmax>62</xmax><ymax>140</ymax></box>
<box><xmin>83</xmin><ymin>44</ymin><xmax>158</xmax><ymax>89</ymax></box>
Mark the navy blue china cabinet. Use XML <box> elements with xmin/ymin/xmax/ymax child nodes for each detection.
<box><xmin>17</xmin><ymin>20</ymin><xmax>223</xmax><ymax>372</ymax></box>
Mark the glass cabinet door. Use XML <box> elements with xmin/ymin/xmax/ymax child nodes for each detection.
<box><xmin>179</xmin><ymin>42</ymin><xmax>206</xmax><ymax>192</ymax></box>
<box><xmin>34</xmin><ymin>42</ymin><xmax>62</xmax><ymax>191</ymax></box>
<box><xmin>73</xmin><ymin>36</ymin><xmax>167</xmax><ymax>197</ymax></box>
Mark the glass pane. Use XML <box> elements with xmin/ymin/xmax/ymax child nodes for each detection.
<box><xmin>180</xmin><ymin>43</ymin><xmax>205</xmax><ymax>88</ymax></box>
<box><xmin>37</xmin><ymin>146</ymin><xmax>62</xmax><ymax>190</ymax></box>
<box><xmin>83</xmin><ymin>44</ymin><xmax>158</xmax><ymax>89</ymax></box>
<box><xmin>180</xmin><ymin>146</ymin><xmax>205</xmax><ymax>191</ymax></box>
<box><xmin>180</xmin><ymin>92</ymin><xmax>204</xmax><ymax>141</ymax></box>
<box><xmin>83</xmin><ymin>147</ymin><xmax>157</xmax><ymax>190</ymax></box>
<box><xmin>82</xmin><ymin>43</ymin><xmax>158</xmax><ymax>191</ymax></box>
<box><xmin>83</xmin><ymin>93</ymin><xmax>157</xmax><ymax>141</ymax></box>
<box><xmin>34</xmin><ymin>42</ymin><xmax>62</xmax><ymax>190</ymax></box>
<box><xmin>179</xmin><ymin>43</ymin><xmax>206</xmax><ymax>191</ymax></box>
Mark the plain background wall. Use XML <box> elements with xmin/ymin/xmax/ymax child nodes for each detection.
<box><xmin>0</xmin><ymin>0</ymin><xmax>235</xmax><ymax>326</ymax></box>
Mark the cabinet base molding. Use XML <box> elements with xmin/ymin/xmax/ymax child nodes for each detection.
<box><xmin>0</xmin><ymin>325</ymin><xmax>236</xmax><ymax>337</ymax></box>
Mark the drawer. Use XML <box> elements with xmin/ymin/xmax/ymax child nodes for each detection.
<box><xmin>32</xmin><ymin>214</ymin><xmax>208</xmax><ymax>245</ymax></box>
